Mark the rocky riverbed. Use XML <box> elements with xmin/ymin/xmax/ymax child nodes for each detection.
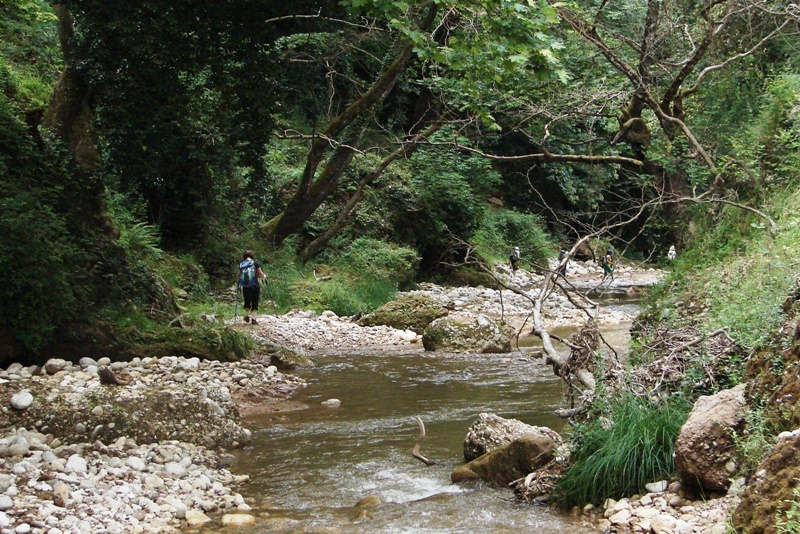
<box><xmin>0</xmin><ymin>355</ymin><xmax>305</xmax><ymax>533</ymax></box>
<box><xmin>0</xmin><ymin>263</ymin><xmax>738</xmax><ymax>533</ymax></box>
<box><xmin>245</xmin><ymin>260</ymin><xmax>663</xmax><ymax>352</ymax></box>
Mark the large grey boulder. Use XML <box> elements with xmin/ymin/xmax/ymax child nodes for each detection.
<box><xmin>422</xmin><ymin>313</ymin><xmax>512</xmax><ymax>353</ymax></box>
<box><xmin>463</xmin><ymin>413</ymin><xmax>561</xmax><ymax>462</ymax></box>
<box><xmin>674</xmin><ymin>384</ymin><xmax>746</xmax><ymax>491</ymax></box>
<box><xmin>451</xmin><ymin>431</ymin><xmax>561</xmax><ymax>485</ymax></box>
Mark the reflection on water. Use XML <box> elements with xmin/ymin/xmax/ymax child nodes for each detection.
<box><xmin>228</xmin><ymin>301</ymin><xmax>638</xmax><ymax>533</ymax></box>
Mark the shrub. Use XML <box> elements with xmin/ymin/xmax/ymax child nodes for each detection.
<box><xmin>334</xmin><ymin>238</ymin><xmax>419</xmax><ymax>287</ymax></box>
<box><xmin>473</xmin><ymin>208</ymin><xmax>555</xmax><ymax>267</ymax></box>
<box><xmin>555</xmin><ymin>394</ymin><xmax>691</xmax><ymax>507</ymax></box>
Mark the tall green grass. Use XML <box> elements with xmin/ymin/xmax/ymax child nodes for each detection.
<box><xmin>555</xmin><ymin>394</ymin><xmax>691</xmax><ymax>507</ymax></box>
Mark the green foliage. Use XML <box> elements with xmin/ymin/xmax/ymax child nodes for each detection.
<box><xmin>68</xmin><ymin>0</ymin><xmax>279</xmax><ymax>249</ymax></box>
<box><xmin>0</xmin><ymin>94</ymin><xmax>82</xmax><ymax>353</ymax></box>
<box><xmin>777</xmin><ymin>481</ymin><xmax>800</xmax><ymax>534</ymax></box>
<box><xmin>0</xmin><ymin>0</ymin><xmax>60</xmax><ymax>108</ymax></box>
<box><xmin>555</xmin><ymin>394</ymin><xmax>691</xmax><ymax>507</ymax></box>
<box><xmin>312</xmin><ymin>277</ymin><xmax>397</xmax><ymax>317</ymax></box>
<box><xmin>118</xmin><ymin>222</ymin><xmax>162</xmax><ymax>265</ymax></box>
<box><xmin>732</xmin><ymin>404</ymin><xmax>775</xmax><ymax>478</ymax></box>
<box><xmin>332</xmin><ymin>238</ymin><xmax>419</xmax><ymax>287</ymax></box>
<box><xmin>120</xmin><ymin>311</ymin><xmax>253</xmax><ymax>362</ymax></box>
<box><xmin>473</xmin><ymin>208</ymin><xmax>554</xmax><ymax>268</ymax></box>
<box><xmin>649</xmin><ymin>182</ymin><xmax>800</xmax><ymax>348</ymax></box>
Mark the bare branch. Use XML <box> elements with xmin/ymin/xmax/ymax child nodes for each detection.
<box><xmin>683</xmin><ymin>18</ymin><xmax>793</xmax><ymax>96</ymax></box>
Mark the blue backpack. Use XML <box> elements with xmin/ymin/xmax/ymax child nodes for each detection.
<box><xmin>238</xmin><ymin>259</ymin><xmax>258</xmax><ymax>288</ymax></box>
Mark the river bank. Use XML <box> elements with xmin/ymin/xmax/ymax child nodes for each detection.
<box><xmin>0</xmin><ymin>262</ymin><xmax>737</xmax><ymax>533</ymax></box>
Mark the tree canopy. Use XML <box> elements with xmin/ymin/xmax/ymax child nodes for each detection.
<box><xmin>1</xmin><ymin>0</ymin><xmax>799</xmax><ymax>357</ymax></box>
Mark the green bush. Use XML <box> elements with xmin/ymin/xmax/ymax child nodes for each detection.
<box><xmin>334</xmin><ymin>238</ymin><xmax>419</xmax><ymax>288</ymax></box>
<box><xmin>555</xmin><ymin>394</ymin><xmax>691</xmax><ymax>507</ymax></box>
<box><xmin>0</xmin><ymin>94</ymin><xmax>81</xmax><ymax>353</ymax></box>
<box><xmin>473</xmin><ymin>208</ymin><xmax>555</xmax><ymax>267</ymax></box>
<box><xmin>302</xmin><ymin>277</ymin><xmax>397</xmax><ymax>317</ymax></box>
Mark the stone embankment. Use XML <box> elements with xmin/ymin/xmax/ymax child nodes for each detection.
<box><xmin>0</xmin><ymin>356</ymin><xmax>305</xmax><ymax>533</ymax></box>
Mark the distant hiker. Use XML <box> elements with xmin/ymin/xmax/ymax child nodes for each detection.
<box><xmin>601</xmin><ymin>249</ymin><xmax>614</xmax><ymax>279</ymax></box>
<box><xmin>238</xmin><ymin>250</ymin><xmax>266</xmax><ymax>325</ymax></box>
<box><xmin>668</xmin><ymin>245</ymin><xmax>677</xmax><ymax>261</ymax></box>
<box><xmin>557</xmin><ymin>248</ymin><xmax>568</xmax><ymax>276</ymax></box>
<box><xmin>509</xmin><ymin>246</ymin><xmax>521</xmax><ymax>273</ymax></box>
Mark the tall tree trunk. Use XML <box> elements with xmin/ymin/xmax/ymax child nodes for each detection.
<box><xmin>43</xmin><ymin>4</ymin><xmax>117</xmax><ymax>237</ymax></box>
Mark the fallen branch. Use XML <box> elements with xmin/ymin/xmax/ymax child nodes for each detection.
<box><xmin>411</xmin><ymin>416</ymin><xmax>436</xmax><ymax>466</ymax></box>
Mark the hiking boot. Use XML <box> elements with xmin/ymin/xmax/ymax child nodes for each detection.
<box><xmin>243</xmin><ymin>316</ymin><xmax>250</xmax><ymax>323</ymax></box>
<box><xmin>251</xmin><ymin>318</ymin><xmax>258</xmax><ymax>325</ymax></box>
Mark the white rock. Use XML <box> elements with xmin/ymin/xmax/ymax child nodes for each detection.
<box><xmin>126</xmin><ymin>457</ymin><xmax>146</xmax><ymax>471</ymax></box>
<box><xmin>66</xmin><ymin>454</ymin><xmax>88</xmax><ymax>474</ymax></box>
<box><xmin>0</xmin><ymin>495</ymin><xmax>13</xmax><ymax>512</ymax></box>
<box><xmin>165</xmin><ymin>497</ymin><xmax>187</xmax><ymax>519</ymax></box>
<box><xmin>10</xmin><ymin>390</ymin><xmax>33</xmax><ymax>410</ymax></box>
<box><xmin>609</xmin><ymin>509</ymin><xmax>631</xmax><ymax>525</ymax></box>
<box><xmin>651</xmin><ymin>514</ymin><xmax>677</xmax><ymax>533</ymax></box>
<box><xmin>645</xmin><ymin>480</ymin><xmax>669</xmax><ymax>493</ymax></box>
<box><xmin>44</xmin><ymin>359</ymin><xmax>68</xmax><ymax>375</ymax></box>
<box><xmin>222</xmin><ymin>514</ymin><xmax>255</xmax><ymax>526</ymax></box>
<box><xmin>78</xmin><ymin>357</ymin><xmax>97</xmax><ymax>368</ymax></box>
<box><xmin>165</xmin><ymin>463</ymin><xmax>186</xmax><ymax>477</ymax></box>
<box><xmin>185</xmin><ymin>509</ymin><xmax>211</xmax><ymax>527</ymax></box>
<box><xmin>321</xmin><ymin>399</ymin><xmax>341</xmax><ymax>407</ymax></box>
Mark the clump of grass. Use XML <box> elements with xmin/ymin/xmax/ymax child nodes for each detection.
<box><xmin>555</xmin><ymin>394</ymin><xmax>691</xmax><ymax>508</ymax></box>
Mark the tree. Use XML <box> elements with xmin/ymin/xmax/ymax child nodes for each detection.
<box><xmin>261</xmin><ymin>0</ymin><xmax>565</xmax><ymax>250</ymax></box>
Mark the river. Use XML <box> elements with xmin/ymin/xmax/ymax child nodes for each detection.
<box><xmin>226</xmin><ymin>302</ymin><xmax>637</xmax><ymax>534</ymax></box>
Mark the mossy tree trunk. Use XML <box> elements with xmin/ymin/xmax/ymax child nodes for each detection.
<box><xmin>43</xmin><ymin>4</ymin><xmax>117</xmax><ymax>238</ymax></box>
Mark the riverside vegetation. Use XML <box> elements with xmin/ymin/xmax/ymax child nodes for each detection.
<box><xmin>3</xmin><ymin>1</ymin><xmax>800</xmax><ymax>533</ymax></box>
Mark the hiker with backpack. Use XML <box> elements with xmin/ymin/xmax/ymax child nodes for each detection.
<box><xmin>509</xmin><ymin>246</ymin><xmax>521</xmax><ymax>274</ymax></box>
<box><xmin>238</xmin><ymin>250</ymin><xmax>266</xmax><ymax>324</ymax></box>
<box><xmin>601</xmin><ymin>249</ymin><xmax>614</xmax><ymax>280</ymax></box>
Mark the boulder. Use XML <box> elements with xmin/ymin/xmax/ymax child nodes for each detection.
<box><xmin>734</xmin><ymin>428</ymin><xmax>800</xmax><ymax>533</ymax></box>
<box><xmin>674</xmin><ymin>384</ymin><xmax>746</xmax><ymax>491</ymax></box>
<box><xmin>451</xmin><ymin>432</ymin><xmax>560</xmax><ymax>485</ymax></box>
<box><xmin>357</xmin><ymin>294</ymin><xmax>448</xmax><ymax>333</ymax></box>
<box><xmin>422</xmin><ymin>313</ymin><xmax>512</xmax><ymax>353</ymax></box>
<box><xmin>44</xmin><ymin>358</ymin><xmax>68</xmax><ymax>375</ymax></box>
<box><xmin>463</xmin><ymin>413</ymin><xmax>561</xmax><ymax>462</ymax></box>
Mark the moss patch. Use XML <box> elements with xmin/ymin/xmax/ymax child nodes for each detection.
<box><xmin>357</xmin><ymin>294</ymin><xmax>448</xmax><ymax>333</ymax></box>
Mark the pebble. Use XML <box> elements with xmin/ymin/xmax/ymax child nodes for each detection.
<box><xmin>593</xmin><ymin>479</ymin><xmax>738</xmax><ymax>533</ymax></box>
<box><xmin>0</xmin><ymin>354</ymin><xmax>308</xmax><ymax>534</ymax></box>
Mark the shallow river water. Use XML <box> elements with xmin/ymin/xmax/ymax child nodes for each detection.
<box><xmin>226</xmin><ymin>307</ymin><xmax>636</xmax><ymax>534</ymax></box>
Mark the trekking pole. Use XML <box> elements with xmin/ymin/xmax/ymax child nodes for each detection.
<box><xmin>234</xmin><ymin>284</ymin><xmax>239</xmax><ymax>322</ymax></box>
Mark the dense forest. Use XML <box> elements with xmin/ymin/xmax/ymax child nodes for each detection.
<box><xmin>3</xmin><ymin>0</ymin><xmax>796</xmax><ymax>360</ymax></box>
<box><xmin>3</xmin><ymin>0</ymin><xmax>800</xmax><ymax>528</ymax></box>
